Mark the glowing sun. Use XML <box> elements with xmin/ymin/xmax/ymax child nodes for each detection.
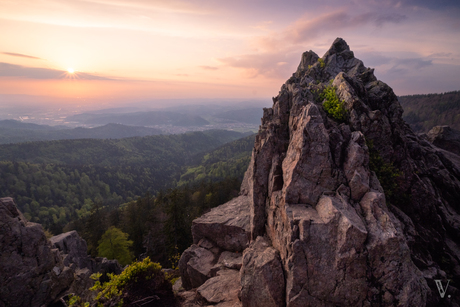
<box><xmin>67</xmin><ymin>68</ymin><xmax>75</xmax><ymax>73</ymax></box>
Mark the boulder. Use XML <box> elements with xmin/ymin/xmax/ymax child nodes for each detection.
<box><xmin>240</xmin><ymin>237</ymin><xmax>285</xmax><ymax>307</ymax></box>
<box><xmin>179</xmin><ymin>244</ymin><xmax>216</xmax><ymax>290</ymax></box>
<box><xmin>191</xmin><ymin>195</ymin><xmax>251</xmax><ymax>252</ymax></box>
<box><xmin>197</xmin><ymin>269</ymin><xmax>241</xmax><ymax>306</ymax></box>
<box><xmin>50</xmin><ymin>230</ymin><xmax>92</xmax><ymax>269</ymax></box>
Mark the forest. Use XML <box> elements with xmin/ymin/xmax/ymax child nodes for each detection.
<box><xmin>0</xmin><ymin>130</ymin><xmax>253</xmax><ymax>236</ymax></box>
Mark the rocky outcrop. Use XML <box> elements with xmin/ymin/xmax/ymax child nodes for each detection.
<box><xmin>0</xmin><ymin>197</ymin><xmax>74</xmax><ymax>307</ymax></box>
<box><xmin>0</xmin><ymin>198</ymin><xmax>123</xmax><ymax>306</ymax></box>
<box><xmin>50</xmin><ymin>230</ymin><xmax>123</xmax><ymax>302</ymax></box>
<box><xmin>179</xmin><ymin>38</ymin><xmax>460</xmax><ymax>306</ymax></box>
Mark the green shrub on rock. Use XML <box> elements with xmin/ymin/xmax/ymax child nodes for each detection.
<box><xmin>90</xmin><ymin>257</ymin><xmax>177</xmax><ymax>306</ymax></box>
<box><xmin>320</xmin><ymin>82</ymin><xmax>347</xmax><ymax>123</ymax></box>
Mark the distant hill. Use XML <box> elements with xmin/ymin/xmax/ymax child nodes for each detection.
<box><xmin>0</xmin><ymin>121</ymin><xmax>163</xmax><ymax>144</ymax></box>
<box><xmin>66</xmin><ymin>111</ymin><xmax>210</xmax><ymax>127</ymax></box>
<box><xmin>0</xmin><ymin>119</ymin><xmax>65</xmax><ymax>130</ymax></box>
<box><xmin>399</xmin><ymin>90</ymin><xmax>460</xmax><ymax>132</ymax></box>
<box><xmin>215</xmin><ymin>108</ymin><xmax>263</xmax><ymax>124</ymax></box>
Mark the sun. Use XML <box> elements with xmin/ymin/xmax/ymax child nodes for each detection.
<box><xmin>67</xmin><ymin>68</ymin><xmax>75</xmax><ymax>74</ymax></box>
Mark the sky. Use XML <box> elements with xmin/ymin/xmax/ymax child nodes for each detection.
<box><xmin>0</xmin><ymin>0</ymin><xmax>459</xmax><ymax>109</ymax></box>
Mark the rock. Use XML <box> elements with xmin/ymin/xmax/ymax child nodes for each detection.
<box><xmin>191</xmin><ymin>195</ymin><xmax>251</xmax><ymax>252</ymax></box>
<box><xmin>0</xmin><ymin>197</ymin><xmax>74</xmax><ymax>307</ymax></box>
<box><xmin>50</xmin><ymin>230</ymin><xmax>92</xmax><ymax>269</ymax></box>
<box><xmin>197</xmin><ymin>269</ymin><xmax>241</xmax><ymax>306</ymax></box>
<box><xmin>179</xmin><ymin>244</ymin><xmax>217</xmax><ymax>290</ymax></box>
<box><xmin>50</xmin><ymin>231</ymin><xmax>123</xmax><ymax>301</ymax></box>
<box><xmin>240</xmin><ymin>237</ymin><xmax>285</xmax><ymax>307</ymax></box>
<box><xmin>179</xmin><ymin>38</ymin><xmax>460</xmax><ymax>306</ymax></box>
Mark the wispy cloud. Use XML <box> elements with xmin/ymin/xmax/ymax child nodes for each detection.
<box><xmin>219</xmin><ymin>9</ymin><xmax>407</xmax><ymax>79</ymax></box>
<box><xmin>0</xmin><ymin>62</ymin><xmax>112</xmax><ymax>80</ymax></box>
<box><xmin>199</xmin><ymin>65</ymin><xmax>219</xmax><ymax>70</ymax></box>
<box><xmin>259</xmin><ymin>10</ymin><xmax>407</xmax><ymax>51</ymax></box>
<box><xmin>218</xmin><ymin>51</ymin><xmax>299</xmax><ymax>78</ymax></box>
<box><xmin>1</xmin><ymin>52</ymin><xmax>41</xmax><ymax>60</ymax></box>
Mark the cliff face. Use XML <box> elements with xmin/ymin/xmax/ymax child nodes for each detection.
<box><xmin>179</xmin><ymin>38</ymin><xmax>460</xmax><ymax>306</ymax></box>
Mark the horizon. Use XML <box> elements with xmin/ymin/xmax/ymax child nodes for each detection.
<box><xmin>1</xmin><ymin>0</ymin><xmax>459</xmax><ymax>110</ymax></box>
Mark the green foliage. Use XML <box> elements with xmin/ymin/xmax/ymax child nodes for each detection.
<box><xmin>169</xmin><ymin>246</ymin><xmax>181</xmax><ymax>270</ymax></box>
<box><xmin>90</xmin><ymin>257</ymin><xmax>162</xmax><ymax>306</ymax></box>
<box><xmin>318</xmin><ymin>58</ymin><xmax>325</xmax><ymax>68</ymax></box>
<box><xmin>320</xmin><ymin>82</ymin><xmax>347</xmax><ymax>122</ymax></box>
<box><xmin>97</xmin><ymin>227</ymin><xmax>133</xmax><ymax>266</ymax></box>
<box><xmin>66</xmin><ymin>294</ymin><xmax>89</xmax><ymax>307</ymax></box>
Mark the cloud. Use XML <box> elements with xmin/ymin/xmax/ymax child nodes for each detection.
<box><xmin>199</xmin><ymin>65</ymin><xmax>219</xmax><ymax>70</ymax></box>
<box><xmin>387</xmin><ymin>57</ymin><xmax>432</xmax><ymax>75</ymax></box>
<box><xmin>259</xmin><ymin>10</ymin><xmax>406</xmax><ymax>50</ymax></box>
<box><xmin>0</xmin><ymin>62</ymin><xmax>113</xmax><ymax>80</ymax></box>
<box><xmin>218</xmin><ymin>9</ymin><xmax>407</xmax><ymax>79</ymax></box>
<box><xmin>1</xmin><ymin>52</ymin><xmax>41</xmax><ymax>60</ymax></box>
<box><xmin>218</xmin><ymin>51</ymin><xmax>300</xmax><ymax>78</ymax></box>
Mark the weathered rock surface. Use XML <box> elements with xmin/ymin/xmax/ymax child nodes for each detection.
<box><xmin>240</xmin><ymin>237</ymin><xmax>285</xmax><ymax>307</ymax></box>
<box><xmin>192</xmin><ymin>195</ymin><xmax>251</xmax><ymax>252</ymax></box>
<box><xmin>197</xmin><ymin>269</ymin><xmax>241</xmax><ymax>306</ymax></box>
<box><xmin>0</xmin><ymin>197</ymin><xmax>74</xmax><ymax>307</ymax></box>
<box><xmin>179</xmin><ymin>38</ymin><xmax>460</xmax><ymax>307</ymax></box>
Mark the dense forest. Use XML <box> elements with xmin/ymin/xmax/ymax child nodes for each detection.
<box><xmin>178</xmin><ymin>134</ymin><xmax>255</xmax><ymax>185</ymax></box>
<box><xmin>65</xmin><ymin>177</ymin><xmax>241</xmax><ymax>266</ymax></box>
<box><xmin>399</xmin><ymin>90</ymin><xmax>460</xmax><ymax>132</ymax></box>
<box><xmin>0</xmin><ymin>130</ymin><xmax>251</xmax><ymax>233</ymax></box>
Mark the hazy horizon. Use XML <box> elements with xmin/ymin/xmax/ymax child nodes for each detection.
<box><xmin>1</xmin><ymin>0</ymin><xmax>459</xmax><ymax>110</ymax></box>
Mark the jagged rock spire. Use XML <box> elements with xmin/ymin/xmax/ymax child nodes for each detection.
<box><xmin>180</xmin><ymin>38</ymin><xmax>460</xmax><ymax>306</ymax></box>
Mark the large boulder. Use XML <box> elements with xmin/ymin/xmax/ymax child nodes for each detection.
<box><xmin>191</xmin><ymin>195</ymin><xmax>251</xmax><ymax>252</ymax></box>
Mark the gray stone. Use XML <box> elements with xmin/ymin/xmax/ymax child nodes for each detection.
<box><xmin>240</xmin><ymin>237</ymin><xmax>285</xmax><ymax>307</ymax></box>
<box><xmin>179</xmin><ymin>244</ymin><xmax>216</xmax><ymax>290</ymax></box>
<box><xmin>197</xmin><ymin>269</ymin><xmax>241</xmax><ymax>306</ymax></box>
<box><xmin>192</xmin><ymin>195</ymin><xmax>251</xmax><ymax>252</ymax></box>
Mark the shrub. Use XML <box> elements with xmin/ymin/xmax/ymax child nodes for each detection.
<box><xmin>90</xmin><ymin>257</ymin><xmax>175</xmax><ymax>306</ymax></box>
<box><xmin>318</xmin><ymin>58</ymin><xmax>325</xmax><ymax>68</ymax></box>
<box><xmin>320</xmin><ymin>82</ymin><xmax>347</xmax><ymax>122</ymax></box>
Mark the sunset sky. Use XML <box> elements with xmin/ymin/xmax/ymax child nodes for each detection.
<box><xmin>1</xmin><ymin>0</ymin><xmax>459</xmax><ymax>109</ymax></box>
